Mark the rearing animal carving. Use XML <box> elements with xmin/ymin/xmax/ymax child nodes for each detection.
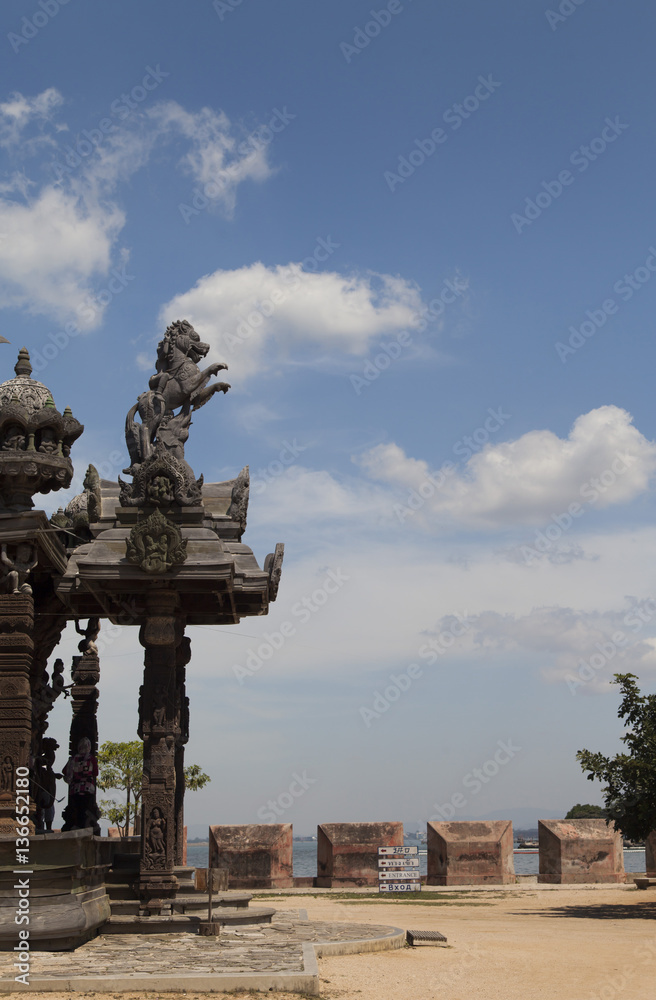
<box><xmin>125</xmin><ymin>320</ymin><xmax>230</xmax><ymax>471</ymax></box>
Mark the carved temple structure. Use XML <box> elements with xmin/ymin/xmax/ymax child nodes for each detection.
<box><xmin>0</xmin><ymin>321</ymin><xmax>284</xmax><ymax>937</ymax></box>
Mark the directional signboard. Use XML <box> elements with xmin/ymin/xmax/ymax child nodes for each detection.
<box><xmin>378</xmin><ymin>846</ymin><xmax>420</xmax><ymax>892</ymax></box>
<box><xmin>378</xmin><ymin>846</ymin><xmax>418</xmax><ymax>856</ymax></box>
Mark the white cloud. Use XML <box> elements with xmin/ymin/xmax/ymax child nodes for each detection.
<box><xmin>169</xmin><ymin>526</ymin><xmax>656</xmax><ymax>690</ymax></box>
<box><xmin>0</xmin><ymin>90</ymin><xmax>277</xmax><ymax>328</ymax></box>
<box><xmin>148</xmin><ymin>101</ymin><xmax>272</xmax><ymax>215</ymax></box>
<box><xmin>358</xmin><ymin>406</ymin><xmax>656</xmax><ymax>529</ymax></box>
<box><xmin>465</xmin><ymin>602</ymin><xmax>656</xmax><ymax>691</ymax></box>
<box><xmin>249</xmin><ymin>464</ymin><xmax>393</xmax><ymax>527</ymax></box>
<box><xmin>0</xmin><ymin>88</ymin><xmax>64</xmax><ymax>149</ymax></box>
<box><xmin>159</xmin><ymin>263</ymin><xmax>425</xmax><ymax>377</ymax></box>
<box><xmin>0</xmin><ymin>184</ymin><xmax>124</xmax><ymax>328</ymax></box>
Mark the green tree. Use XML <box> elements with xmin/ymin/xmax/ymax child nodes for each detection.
<box><xmin>98</xmin><ymin>741</ymin><xmax>143</xmax><ymax>836</ymax></box>
<box><xmin>183</xmin><ymin>762</ymin><xmax>212</xmax><ymax>793</ymax></box>
<box><xmin>577</xmin><ymin>673</ymin><xmax>656</xmax><ymax>842</ymax></box>
<box><xmin>97</xmin><ymin>740</ymin><xmax>211</xmax><ymax>837</ymax></box>
<box><xmin>564</xmin><ymin>803</ymin><xmax>607</xmax><ymax>820</ymax></box>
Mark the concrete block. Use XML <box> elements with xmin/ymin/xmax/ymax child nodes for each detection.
<box><xmin>427</xmin><ymin>820</ymin><xmax>515</xmax><ymax>885</ymax></box>
<box><xmin>538</xmin><ymin>819</ymin><xmax>625</xmax><ymax>883</ymax></box>
<box><xmin>316</xmin><ymin>822</ymin><xmax>403</xmax><ymax>887</ymax></box>
<box><xmin>209</xmin><ymin>824</ymin><xmax>293</xmax><ymax>889</ymax></box>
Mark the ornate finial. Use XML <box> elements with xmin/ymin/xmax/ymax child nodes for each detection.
<box><xmin>14</xmin><ymin>348</ymin><xmax>32</xmax><ymax>379</ymax></box>
<box><xmin>63</xmin><ymin>406</ymin><xmax>72</xmax><ymax>417</ymax></box>
<box><xmin>44</xmin><ymin>396</ymin><xmax>55</xmax><ymax>409</ymax></box>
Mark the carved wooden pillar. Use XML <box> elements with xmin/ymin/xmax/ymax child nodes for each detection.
<box><xmin>0</xmin><ymin>595</ymin><xmax>34</xmax><ymax>836</ymax></box>
<box><xmin>68</xmin><ymin>648</ymin><xmax>100</xmax><ymax>758</ymax></box>
<box><xmin>31</xmin><ymin>582</ymin><xmax>70</xmax><ymax>763</ymax></box>
<box><xmin>174</xmin><ymin>636</ymin><xmax>191</xmax><ymax>866</ymax></box>
<box><xmin>138</xmin><ymin>590</ymin><xmax>182</xmax><ymax>912</ymax></box>
<box><xmin>61</xmin><ymin>632</ymin><xmax>101</xmax><ymax>834</ymax></box>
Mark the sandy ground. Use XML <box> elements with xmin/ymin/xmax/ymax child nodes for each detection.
<box><xmin>10</xmin><ymin>884</ymin><xmax>656</xmax><ymax>999</ymax></box>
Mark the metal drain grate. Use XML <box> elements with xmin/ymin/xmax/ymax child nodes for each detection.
<box><xmin>406</xmin><ymin>929</ymin><xmax>447</xmax><ymax>946</ymax></box>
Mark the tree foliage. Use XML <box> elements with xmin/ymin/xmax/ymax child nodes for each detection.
<box><xmin>577</xmin><ymin>673</ymin><xmax>656</xmax><ymax>842</ymax></box>
<box><xmin>98</xmin><ymin>741</ymin><xmax>143</xmax><ymax>835</ymax></box>
<box><xmin>97</xmin><ymin>740</ymin><xmax>211</xmax><ymax>836</ymax></box>
<box><xmin>564</xmin><ymin>803</ymin><xmax>607</xmax><ymax>820</ymax></box>
<box><xmin>184</xmin><ymin>762</ymin><xmax>212</xmax><ymax>792</ymax></box>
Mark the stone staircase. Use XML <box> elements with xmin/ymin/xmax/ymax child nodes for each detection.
<box><xmin>104</xmin><ymin>858</ymin><xmax>276</xmax><ymax>932</ymax></box>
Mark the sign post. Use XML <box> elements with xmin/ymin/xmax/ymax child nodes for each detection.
<box><xmin>378</xmin><ymin>846</ymin><xmax>420</xmax><ymax>892</ymax></box>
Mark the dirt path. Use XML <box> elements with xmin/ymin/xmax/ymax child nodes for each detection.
<box><xmin>307</xmin><ymin>886</ymin><xmax>656</xmax><ymax>1000</ymax></box>
<box><xmin>10</xmin><ymin>885</ymin><xmax>656</xmax><ymax>999</ymax></box>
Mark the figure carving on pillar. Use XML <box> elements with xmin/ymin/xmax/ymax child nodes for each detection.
<box><xmin>1</xmin><ymin>756</ymin><xmax>13</xmax><ymax>793</ymax></box>
<box><xmin>153</xmin><ymin>684</ymin><xmax>167</xmax><ymax>727</ymax></box>
<box><xmin>34</xmin><ymin>736</ymin><xmax>62</xmax><ymax>834</ymax></box>
<box><xmin>0</xmin><ymin>593</ymin><xmax>34</xmax><ymax>835</ymax></box>
<box><xmin>144</xmin><ymin>807</ymin><xmax>167</xmax><ymax>868</ymax></box>
<box><xmin>174</xmin><ymin>635</ymin><xmax>191</xmax><ymax>865</ymax></box>
<box><xmin>137</xmin><ymin>593</ymin><xmax>182</xmax><ymax>910</ymax></box>
<box><xmin>50</xmin><ymin>657</ymin><xmax>67</xmax><ymax>699</ymax></box>
<box><xmin>75</xmin><ymin>617</ymin><xmax>100</xmax><ymax>655</ymax></box>
<box><xmin>0</xmin><ymin>542</ymin><xmax>37</xmax><ymax>594</ymax></box>
<box><xmin>32</xmin><ymin>657</ymin><xmax>68</xmax><ymax>754</ymax></box>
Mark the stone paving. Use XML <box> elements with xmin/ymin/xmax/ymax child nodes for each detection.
<box><xmin>0</xmin><ymin>910</ymin><xmax>402</xmax><ymax>984</ymax></box>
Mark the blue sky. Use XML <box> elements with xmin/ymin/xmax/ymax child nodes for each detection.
<box><xmin>2</xmin><ymin>0</ymin><xmax>656</xmax><ymax>835</ymax></box>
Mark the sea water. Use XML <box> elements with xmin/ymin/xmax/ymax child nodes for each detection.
<box><xmin>186</xmin><ymin>841</ymin><xmax>646</xmax><ymax>877</ymax></box>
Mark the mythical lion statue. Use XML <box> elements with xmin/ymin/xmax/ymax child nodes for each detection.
<box><xmin>125</xmin><ymin>320</ymin><xmax>230</xmax><ymax>474</ymax></box>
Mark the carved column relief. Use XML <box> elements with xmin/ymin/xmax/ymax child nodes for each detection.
<box><xmin>138</xmin><ymin>590</ymin><xmax>183</xmax><ymax>912</ymax></box>
<box><xmin>68</xmin><ymin>623</ymin><xmax>101</xmax><ymax>757</ymax></box>
<box><xmin>174</xmin><ymin>636</ymin><xmax>191</xmax><ymax>866</ymax></box>
<box><xmin>0</xmin><ymin>594</ymin><xmax>34</xmax><ymax>835</ymax></box>
<box><xmin>31</xmin><ymin>583</ymin><xmax>69</xmax><ymax>763</ymax></box>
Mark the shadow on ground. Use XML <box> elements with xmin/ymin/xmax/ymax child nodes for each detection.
<box><xmin>516</xmin><ymin>902</ymin><xmax>656</xmax><ymax>920</ymax></box>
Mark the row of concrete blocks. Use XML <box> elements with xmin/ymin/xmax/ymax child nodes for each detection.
<box><xmin>209</xmin><ymin>820</ymin><xmax>656</xmax><ymax>888</ymax></box>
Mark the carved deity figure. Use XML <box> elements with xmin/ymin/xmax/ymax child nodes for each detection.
<box><xmin>38</xmin><ymin>427</ymin><xmax>59</xmax><ymax>454</ymax></box>
<box><xmin>75</xmin><ymin>617</ymin><xmax>100</xmax><ymax>656</ymax></box>
<box><xmin>32</xmin><ymin>658</ymin><xmax>68</xmax><ymax>737</ymax></box>
<box><xmin>126</xmin><ymin>509</ymin><xmax>187</xmax><ymax>574</ymax></box>
<box><xmin>0</xmin><ymin>756</ymin><xmax>13</xmax><ymax>793</ymax></box>
<box><xmin>1</xmin><ymin>424</ymin><xmax>25</xmax><ymax>451</ymax></box>
<box><xmin>0</xmin><ymin>542</ymin><xmax>37</xmax><ymax>594</ymax></box>
<box><xmin>152</xmin><ymin>683</ymin><xmax>167</xmax><ymax>726</ymax></box>
<box><xmin>147</xmin><ymin>475</ymin><xmax>174</xmax><ymax>504</ymax></box>
<box><xmin>143</xmin><ymin>532</ymin><xmax>169</xmax><ymax>574</ymax></box>
<box><xmin>34</xmin><ymin>737</ymin><xmax>62</xmax><ymax>833</ymax></box>
<box><xmin>124</xmin><ymin>319</ymin><xmax>230</xmax><ymax>473</ymax></box>
<box><xmin>50</xmin><ymin>657</ymin><xmax>68</xmax><ymax>699</ymax></box>
<box><xmin>145</xmin><ymin>807</ymin><xmax>166</xmax><ymax>866</ymax></box>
